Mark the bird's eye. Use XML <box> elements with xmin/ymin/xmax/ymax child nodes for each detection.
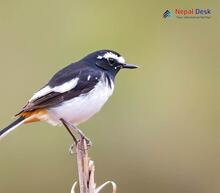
<box><xmin>108</xmin><ymin>58</ymin><xmax>115</xmax><ymax>65</ymax></box>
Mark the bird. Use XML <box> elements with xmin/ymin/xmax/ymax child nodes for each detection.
<box><xmin>0</xmin><ymin>49</ymin><xmax>137</xmax><ymax>144</ymax></box>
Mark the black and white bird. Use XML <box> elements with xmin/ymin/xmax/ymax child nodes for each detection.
<box><xmin>0</xmin><ymin>50</ymin><xmax>137</xmax><ymax>141</ymax></box>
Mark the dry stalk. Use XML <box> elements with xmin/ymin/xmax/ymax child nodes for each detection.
<box><xmin>70</xmin><ymin>138</ymin><xmax>117</xmax><ymax>193</ymax></box>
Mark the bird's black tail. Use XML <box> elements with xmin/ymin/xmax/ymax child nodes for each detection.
<box><xmin>0</xmin><ymin>116</ymin><xmax>26</xmax><ymax>139</ymax></box>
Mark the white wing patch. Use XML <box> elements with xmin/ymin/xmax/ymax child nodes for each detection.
<box><xmin>52</xmin><ymin>78</ymin><xmax>79</xmax><ymax>93</ymax></box>
<box><xmin>29</xmin><ymin>86</ymin><xmax>52</xmax><ymax>102</ymax></box>
<box><xmin>29</xmin><ymin>78</ymin><xmax>79</xmax><ymax>102</ymax></box>
<box><xmin>97</xmin><ymin>52</ymin><xmax>125</xmax><ymax>64</ymax></box>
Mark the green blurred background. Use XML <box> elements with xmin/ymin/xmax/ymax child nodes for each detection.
<box><xmin>0</xmin><ymin>1</ymin><xmax>219</xmax><ymax>193</ymax></box>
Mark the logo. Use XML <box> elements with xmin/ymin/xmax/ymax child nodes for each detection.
<box><xmin>163</xmin><ymin>8</ymin><xmax>212</xmax><ymax>19</ymax></box>
<box><xmin>163</xmin><ymin>10</ymin><xmax>172</xmax><ymax>18</ymax></box>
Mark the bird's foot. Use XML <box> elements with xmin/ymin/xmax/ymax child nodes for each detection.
<box><xmin>68</xmin><ymin>136</ymin><xmax>92</xmax><ymax>155</ymax></box>
<box><xmin>60</xmin><ymin>118</ymin><xmax>92</xmax><ymax>153</ymax></box>
<box><xmin>69</xmin><ymin>143</ymin><xmax>77</xmax><ymax>155</ymax></box>
<box><xmin>79</xmin><ymin>134</ymin><xmax>92</xmax><ymax>148</ymax></box>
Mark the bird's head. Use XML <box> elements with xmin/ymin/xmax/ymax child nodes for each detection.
<box><xmin>83</xmin><ymin>50</ymin><xmax>138</xmax><ymax>76</ymax></box>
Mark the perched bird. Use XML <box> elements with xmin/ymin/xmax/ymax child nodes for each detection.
<box><xmin>0</xmin><ymin>50</ymin><xmax>137</xmax><ymax>142</ymax></box>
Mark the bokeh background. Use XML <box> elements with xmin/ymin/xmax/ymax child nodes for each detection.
<box><xmin>0</xmin><ymin>1</ymin><xmax>219</xmax><ymax>193</ymax></box>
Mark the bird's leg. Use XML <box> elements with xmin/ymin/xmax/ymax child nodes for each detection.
<box><xmin>60</xmin><ymin>118</ymin><xmax>92</xmax><ymax>149</ymax></box>
<box><xmin>60</xmin><ymin>118</ymin><xmax>79</xmax><ymax>154</ymax></box>
<box><xmin>60</xmin><ymin>118</ymin><xmax>78</xmax><ymax>143</ymax></box>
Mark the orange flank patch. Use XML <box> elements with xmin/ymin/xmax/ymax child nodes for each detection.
<box><xmin>20</xmin><ymin>109</ymin><xmax>48</xmax><ymax>123</ymax></box>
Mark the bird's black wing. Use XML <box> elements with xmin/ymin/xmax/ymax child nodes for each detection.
<box><xmin>17</xmin><ymin>63</ymin><xmax>102</xmax><ymax>114</ymax></box>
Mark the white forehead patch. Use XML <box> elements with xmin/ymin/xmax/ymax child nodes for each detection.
<box><xmin>97</xmin><ymin>52</ymin><xmax>125</xmax><ymax>64</ymax></box>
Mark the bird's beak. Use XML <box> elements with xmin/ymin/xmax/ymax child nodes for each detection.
<box><xmin>122</xmin><ymin>63</ymin><xmax>138</xmax><ymax>69</ymax></box>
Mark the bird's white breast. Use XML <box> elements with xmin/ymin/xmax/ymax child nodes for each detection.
<box><xmin>46</xmin><ymin>77</ymin><xmax>114</xmax><ymax>126</ymax></box>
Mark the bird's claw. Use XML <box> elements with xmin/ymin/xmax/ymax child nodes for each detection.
<box><xmin>69</xmin><ymin>143</ymin><xmax>77</xmax><ymax>155</ymax></box>
<box><xmin>81</xmin><ymin>136</ymin><xmax>92</xmax><ymax>148</ymax></box>
<box><xmin>69</xmin><ymin>136</ymin><xmax>92</xmax><ymax>155</ymax></box>
<box><xmin>68</xmin><ymin>136</ymin><xmax>92</xmax><ymax>155</ymax></box>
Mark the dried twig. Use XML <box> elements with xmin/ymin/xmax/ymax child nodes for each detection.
<box><xmin>61</xmin><ymin>118</ymin><xmax>116</xmax><ymax>193</ymax></box>
<box><xmin>70</xmin><ymin>138</ymin><xmax>117</xmax><ymax>193</ymax></box>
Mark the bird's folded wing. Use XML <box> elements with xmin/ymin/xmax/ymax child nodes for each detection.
<box><xmin>16</xmin><ymin>67</ymin><xmax>101</xmax><ymax>115</ymax></box>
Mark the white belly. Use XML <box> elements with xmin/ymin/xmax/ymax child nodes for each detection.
<box><xmin>46</xmin><ymin>80</ymin><xmax>114</xmax><ymax>126</ymax></box>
